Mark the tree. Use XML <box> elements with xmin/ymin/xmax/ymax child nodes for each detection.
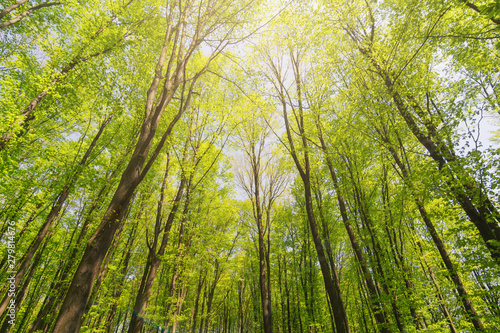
<box><xmin>0</xmin><ymin>0</ymin><xmax>139</xmax><ymax>150</ymax></box>
<box><xmin>235</xmin><ymin>112</ymin><xmax>289</xmax><ymax>333</ymax></box>
<box><xmin>258</xmin><ymin>39</ymin><xmax>351</xmax><ymax>332</ymax></box>
<box><xmin>331</xmin><ymin>0</ymin><xmax>500</xmax><ymax>264</ymax></box>
<box><xmin>1</xmin><ymin>0</ymin><xmax>500</xmax><ymax>331</ymax></box>
<box><xmin>53</xmin><ymin>0</ymin><xmax>255</xmax><ymax>330</ymax></box>
<box><xmin>0</xmin><ymin>0</ymin><xmax>62</xmax><ymax>29</ymax></box>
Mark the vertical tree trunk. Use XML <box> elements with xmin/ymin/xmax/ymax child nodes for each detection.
<box><xmin>191</xmin><ymin>268</ymin><xmax>206</xmax><ymax>333</ymax></box>
<box><xmin>198</xmin><ymin>283</ymin><xmax>207</xmax><ymax>333</ymax></box>
<box><xmin>313</xmin><ymin>152</ymin><xmax>391</xmax><ymax>333</ymax></box>
<box><xmin>254</xmin><ymin>170</ymin><xmax>273</xmax><ymax>333</ymax></box>
<box><xmin>284</xmin><ymin>257</ymin><xmax>292</xmax><ymax>333</ymax></box>
<box><xmin>416</xmin><ymin>241</ymin><xmax>458</xmax><ymax>333</ymax></box>
<box><xmin>379</xmin><ymin>127</ymin><xmax>485</xmax><ymax>331</ymax></box>
<box><xmin>51</xmin><ymin>9</ymin><xmax>199</xmax><ymax>325</ymax></box>
<box><xmin>203</xmin><ymin>263</ymin><xmax>221</xmax><ymax>333</ymax></box>
<box><xmin>127</xmin><ymin>176</ymin><xmax>186</xmax><ymax>333</ymax></box>
<box><xmin>103</xmin><ymin>221</ymin><xmax>139</xmax><ymax>333</ymax></box>
<box><xmin>51</xmin><ymin>0</ymin><xmax>229</xmax><ymax>323</ymax></box>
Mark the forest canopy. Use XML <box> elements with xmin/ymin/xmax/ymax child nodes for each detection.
<box><xmin>0</xmin><ymin>0</ymin><xmax>500</xmax><ymax>332</ymax></box>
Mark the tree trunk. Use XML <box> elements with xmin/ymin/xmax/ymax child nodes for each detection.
<box><xmin>417</xmin><ymin>241</ymin><xmax>458</xmax><ymax>333</ymax></box>
<box><xmin>191</xmin><ymin>268</ymin><xmax>206</xmax><ymax>333</ymax></box>
<box><xmin>103</xmin><ymin>220</ymin><xmax>139</xmax><ymax>333</ymax></box>
<box><xmin>254</xmin><ymin>169</ymin><xmax>273</xmax><ymax>333</ymax></box>
<box><xmin>28</xmin><ymin>154</ymin><xmax>126</xmax><ymax>333</ymax></box>
<box><xmin>357</xmin><ymin>40</ymin><xmax>500</xmax><ymax>264</ymax></box>
<box><xmin>127</xmin><ymin>177</ymin><xmax>186</xmax><ymax>333</ymax></box>
<box><xmin>51</xmin><ymin>7</ymin><xmax>200</xmax><ymax>324</ymax></box>
<box><xmin>380</xmin><ymin>128</ymin><xmax>485</xmax><ymax>331</ymax></box>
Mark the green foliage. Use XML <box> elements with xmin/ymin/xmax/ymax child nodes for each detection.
<box><xmin>1</xmin><ymin>0</ymin><xmax>499</xmax><ymax>332</ymax></box>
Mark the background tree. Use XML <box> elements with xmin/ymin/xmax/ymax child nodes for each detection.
<box><xmin>235</xmin><ymin>112</ymin><xmax>289</xmax><ymax>333</ymax></box>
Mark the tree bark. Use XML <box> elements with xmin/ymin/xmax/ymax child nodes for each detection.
<box><xmin>0</xmin><ymin>0</ymin><xmax>29</xmax><ymax>19</ymax></box>
<box><xmin>364</xmin><ymin>45</ymin><xmax>500</xmax><ymax>264</ymax></box>
<box><xmin>342</xmin><ymin>4</ymin><xmax>500</xmax><ymax>264</ymax></box>
<box><xmin>316</xmin><ymin>126</ymin><xmax>390</xmax><ymax>332</ymax></box>
<box><xmin>191</xmin><ymin>268</ymin><xmax>206</xmax><ymax>333</ymax></box>
<box><xmin>459</xmin><ymin>0</ymin><xmax>500</xmax><ymax>25</ymax></box>
<box><xmin>51</xmin><ymin>1</ymin><xmax>211</xmax><ymax>325</ymax></box>
<box><xmin>252</xmin><ymin>150</ymin><xmax>273</xmax><ymax>333</ymax></box>
<box><xmin>28</xmin><ymin>152</ymin><xmax>127</xmax><ymax>333</ymax></box>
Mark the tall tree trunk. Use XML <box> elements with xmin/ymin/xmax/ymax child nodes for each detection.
<box><xmin>416</xmin><ymin>240</ymin><xmax>458</xmax><ymax>333</ymax></box>
<box><xmin>51</xmin><ymin>7</ymin><xmax>202</xmax><ymax>326</ymax></box>
<box><xmin>170</xmin><ymin>286</ymin><xmax>188</xmax><ymax>333</ymax></box>
<box><xmin>272</xmin><ymin>49</ymin><xmax>350</xmax><ymax>333</ymax></box>
<box><xmin>0</xmin><ymin>225</ymin><xmax>55</xmax><ymax>332</ymax></box>
<box><xmin>103</xmin><ymin>219</ymin><xmax>140</xmax><ymax>333</ymax></box>
<box><xmin>378</xmin><ymin>126</ymin><xmax>485</xmax><ymax>331</ymax></box>
<box><xmin>51</xmin><ymin>0</ymin><xmax>225</xmax><ymax>324</ymax></box>
<box><xmin>349</xmin><ymin>25</ymin><xmax>500</xmax><ymax>263</ymax></box>
<box><xmin>28</xmin><ymin>154</ymin><xmax>127</xmax><ymax>333</ymax></box>
<box><xmin>0</xmin><ymin>115</ymin><xmax>111</xmax><ymax>317</ymax></box>
<box><xmin>83</xmin><ymin>216</ymin><xmax>128</xmax><ymax>324</ymax></box>
<box><xmin>254</xmin><ymin>167</ymin><xmax>273</xmax><ymax>333</ymax></box>
<box><xmin>313</xmin><ymin>149</ymin><xmax>391</xmax><ymax>333</ymax></box>
<box><xmin>191</xmin><ymin>268</ymin><xmax>206</xmax><ymax>333</ymax></box>
<box><xmin>202</xmin><ymin>259</ymin><xmax>224</xmax><ymax>333</ymax></box>
<box><xmin>284</xmin><ymin>256</ymin><xmax>292</xmax><ymax>333</ymax></box>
